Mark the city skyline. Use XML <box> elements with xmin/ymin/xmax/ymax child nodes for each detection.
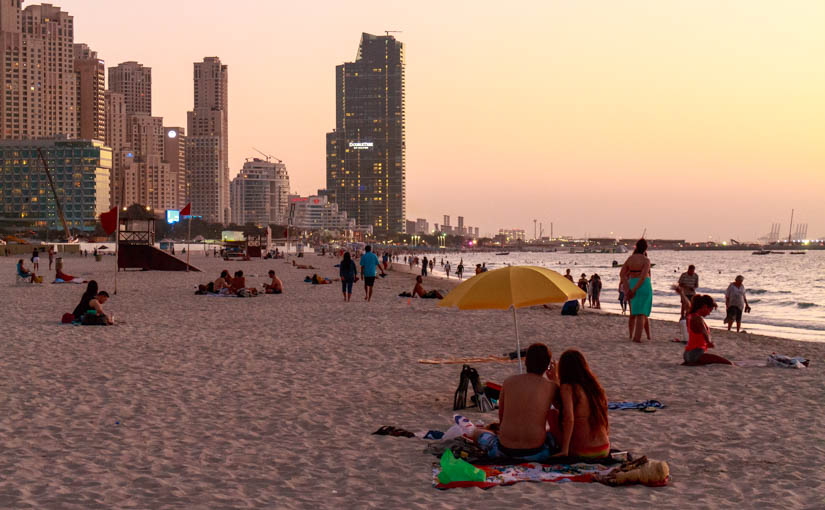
<box><xmin>9</xmin><ymin>0</ymin><xmax>825</xmax><ymax>240</ymax></box>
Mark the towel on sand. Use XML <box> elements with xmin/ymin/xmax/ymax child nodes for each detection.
<box><xmin>608</xmin><ymin>400</ymin><xmax>665</xmax><ymax>410</ymax></box>
<box><xmin>432</xmin><ymin>461</ymin><xmax>612</xmax><ymax>489</ymax></box>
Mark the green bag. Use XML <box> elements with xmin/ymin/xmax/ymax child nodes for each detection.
<box><xmin>437</xmin><ymin>450</ymin><xmax>486</xmax><ymax>484</ymax></box>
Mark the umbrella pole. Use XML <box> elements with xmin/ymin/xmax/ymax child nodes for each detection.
<box><xmin>512</xmin><ymin>306</ymin><xmax>523</xmax><ymax>373</ymax></box>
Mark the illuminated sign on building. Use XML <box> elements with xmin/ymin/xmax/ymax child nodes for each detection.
<box><xmin>166</xmin><ymin>209</ymin><xmax>180</xmax><ymax>224</ymax></box>
<box><xmin>348</xmin><ymin>142</ymin><xmax>373</xmax><ymax>150</ymax></box>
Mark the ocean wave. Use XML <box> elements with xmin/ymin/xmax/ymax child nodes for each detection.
<box><xmin>748</xmin><ymin>288</ymin><xmax>792</xmax><ymax>295</ymax></box>
<box><xmin>797</xmin><ymin>302</ymin><xmax>819</xmax><ymax>309</ymax></box>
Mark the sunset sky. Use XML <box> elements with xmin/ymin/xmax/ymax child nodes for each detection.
<box><xmin>55</xmin><ymin>0</ymin><xmax>824</xmax><ymax>241</ymax></box>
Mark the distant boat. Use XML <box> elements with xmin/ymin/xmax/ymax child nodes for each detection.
<box><xmin>790</xmin><ymin>251</ymin><xmax>806</xmax><ymax>255</ymax></box>
<box><xmin>752</xmin><ymin>250</ymin><xmax>770</xmax><ymax>255</ymax></box>
<box><xmin>496</xmin><ymin>252</ymin><xmax>509</xmax><ymax>256</ymax></box>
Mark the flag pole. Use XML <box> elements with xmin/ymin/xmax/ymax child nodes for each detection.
<box><xmin>114</xmin><ymin>206</ymin><xmax>119</xmax><ymax>295</ymax></box>
<box><xmin>186</xmin><ymin>214</ymin><xmax>191</xmax><ymax>271</ymax></box>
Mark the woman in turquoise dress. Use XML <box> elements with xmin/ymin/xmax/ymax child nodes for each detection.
<box><xmin>620</xmin><ymin>239</ymin><xmax>652</xmax><ymax>342</ymax></box>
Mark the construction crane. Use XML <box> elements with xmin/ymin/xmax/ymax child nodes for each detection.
<box><xmin>252</xmin><ymin>147</ymin><xmax>282</xmax><ymax>164</ymax></box>
<box><xmin>37</xmin><ymin>148</ymin><xmax>74</xmax><ymax>242</ymax></box>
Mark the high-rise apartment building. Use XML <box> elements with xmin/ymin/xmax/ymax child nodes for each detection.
<box><xmin>73</xmin><ymin>43</ymin><xmax>105</xmax><ymax>141</ymax></box>
<box><xmin>326</xmin><ymin>33</ymin><xmax>405</xmax><ymax>233</ymax></box>
<box><xmin>104</xmin><ymin>90</ymin><xmax>130</xmax><ymax>205</ymax></box>
<box><xmin>187</xmin><ymin>57</ymin><xmax>229</xmax><ymax>223</ymax></box>
<box><xmin>458</xmin><ymin>216</ymin><xmax>465</xmax><ymax>236</ymax></box>
<box><xmin>164</xmin><ymin>127</ymin><xmax>186</xmax><ymax>208</ymax></box>
<box><xmin>108</xmin><ymin>61</ymin><xmax>151</xmax><ymax>116</ymax></box>
<box><xmin>0</xmin><ymin>2</ymin><xmax>82</xmax><ymax>140</ymax></box>
<box><xmin>229</xmin><ymin>158</ymin><xmax>289</xmax><ymax>226</ymax></box>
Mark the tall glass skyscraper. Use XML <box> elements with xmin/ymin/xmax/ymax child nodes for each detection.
<box><xmin>326</xmin><ymin>33</ymin><xmax>405</xmax><ymax>233</ymax></box>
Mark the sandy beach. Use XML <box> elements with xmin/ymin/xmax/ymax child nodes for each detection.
<box><xmin>2</xmin><ymin>253</ymin><xmax>824</xmax><ymax>509</ymax></box>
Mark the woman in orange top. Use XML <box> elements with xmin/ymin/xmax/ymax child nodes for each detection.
<box><xmin>553</xmin><ymin>349</ymin><xmax>610</xmax><ymax>459</ymax></box>
<box><xmin>683</xmin><ymin>295</ymin><xmax>732</xmax><ymax>365</ymax></box>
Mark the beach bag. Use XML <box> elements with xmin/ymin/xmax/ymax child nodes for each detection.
<box><xmin>61</xmin><ymin>313</ymin><xmax>74</xmax><ymax>324</ymax></box>
<box><xmin>437</xmin><ymin>450</ymin><xmax>486</xmax><ymax>484</ymax></box>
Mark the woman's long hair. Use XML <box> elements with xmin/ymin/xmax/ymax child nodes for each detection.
<box><xmin>633</xmin><ymin>238</ymin><xmax>648</xmax><ymax>254</ymax></box>
<box><xmin>342</xmin><ymin>252</ymin><xmax>353</xmax><ymax>271</ymax></box>
<box><xmin>84</xmin><ymin>280</ymin><xmax>99</xmax><ymax>298</ymax></box>
<box><xmin>689</xmin><ymin>294</ymin><xmax>716</xmax><ymax>314</ymax></box>
<box><xmin>558</xmin><ymin>349</ymin><xmax>608</xmax><ymax>432</ymax></box>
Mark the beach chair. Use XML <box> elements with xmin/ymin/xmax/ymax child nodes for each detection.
<box><xmin>15</xmin><ymin>271</ymin><xmax>31</xmax><ymax>285</ymax></box>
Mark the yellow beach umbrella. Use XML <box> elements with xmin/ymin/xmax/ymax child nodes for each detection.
<box><xmin>439</xmin><ymin>265</ymin><xmax>586</xmax><ymax>372</ymax></box>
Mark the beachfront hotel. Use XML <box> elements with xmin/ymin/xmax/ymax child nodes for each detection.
<box><xmin>230</xmin><ymin>158</ymin><xmax>290</xmax><ymax>226</ymax></box>
<box><xmin>187</xmin><ymin>57</ymin><xmax>230</xmax><ymax>224</ymax></box>
<box><xmin>325</xmin><ymin>33</ymin><xmax>406</xmax><ymax>233</ymax></box>
<box><xmin>0</xmin><ymin>138</ymin><xmax>110</xmax><ymax>232</ymax></box>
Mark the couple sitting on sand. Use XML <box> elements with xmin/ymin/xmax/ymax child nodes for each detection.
<box><xmin>199</xmin><ymin>270</ymin><xmax>262</xmax><ymax>297</ymax></box>
<box><xmin>65</xmin><ymin>280</ymin><xmax>113</xmax><ymax>325</ymax></box>
<box><xmin>473</xmin><ymin>344</ymin><xmax>610</xmax><ymax>461</ymax></box>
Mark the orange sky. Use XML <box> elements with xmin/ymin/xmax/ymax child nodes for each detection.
<box><xmin>54</xmin><ymin>0</ymin><xmax>825</xmax><ymax>241</ymax></box>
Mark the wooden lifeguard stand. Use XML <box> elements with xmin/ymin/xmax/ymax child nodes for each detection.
<box><xmin>117</xmin><ymin>213</ymin><xmax>200</xmax><ymax>271</ymax></box>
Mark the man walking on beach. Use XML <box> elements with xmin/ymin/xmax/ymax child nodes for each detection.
<box><xmin>724</xmin><ymin>275</ymin><xmax>750</xmax><ymax>332</ymax></box>
<box><xmin>360</xmin><ymin>245</ymin><xmax>385</xmax><ymax>302</ymax></box>
<box><xmin>678</xmin><ymin>265</ymin><xmax>699</xmax><ymax>318</ymax></box>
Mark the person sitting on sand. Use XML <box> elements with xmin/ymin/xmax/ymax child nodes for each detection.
<box><xmin>82</xmin><ymin>291</ymin><xmax>113</xmax><ymax>325</ymax></box>
<box><xmin>264</xmin><ymin>270</ymin><xmax>283</xmax><ymax>294</ymax></box>
<box><xmin>72</xmin><ymin>280</ymin><xmax>98</xmax><ymax>321</ymax></box>
<box><xmin>292</xmin><ymin>260</ymin><xmax>316</xmax><ymax>270</ymax></box>
<box><xmin>473</xmin><ymin>343</ymin><xmax>561</xmax><ymax>461</ymax></box>
<box><xmin>552</xmin><ymin>349</ymin><xmax>610</xmax><ymax>459</ymax></box>
<box><xmin>16</xmin><ymin>259</ymin><xmax>36</xmax><ymax>282</ymax></box>
<box><xmin>683</xmin><ymin>295</ymin><xmax>732</xmax><ymax>366</ymax></box>
<box><xmin>229</xmin><ymin>270</ymin><xmax>258</xmax><ymax>296</ymax></box>
<box><xmin>411</xmin><ymin>275</ymin><xmax>444</xmax><ymax>299</ymax></box>
<box><xmin>211</xmin><ymin>270</ymin><xmax>231</xmax><ymax>294</ymax></box>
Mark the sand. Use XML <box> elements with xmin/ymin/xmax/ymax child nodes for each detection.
<box><xmin>1</xmin><ymin>252</ymin><xmax>824</xmax><ymax>509</ymax></box>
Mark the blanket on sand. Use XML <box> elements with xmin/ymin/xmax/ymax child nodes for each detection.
<box><xmin>608</xmin><ymin>400</ymin><xmax>665</xmax><ymax>410</ymax></box>
<box><xmin>432</xmin><ymin>461</ymin><xmax>612</xmax><ymax>489</ymax></box>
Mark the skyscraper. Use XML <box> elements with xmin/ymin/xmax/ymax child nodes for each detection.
<box><xmin>187</xmin><ymin>57</ymin><xmax>229</xmax><ymax>223</ymax></box>
<box><xmin>104</xmin><ymin>90</ymin><xmax>131</xmax><ymax>206</ymax></box>
<box><xmin>0</xmin><ymin>2</ymin><xmax>83</xmax><ymax>139</ymax></box>
<box><xmin>164</xmin><ymin>127</ymin><xmax>187</xmax><ymax>208</ymax></box>
<box><xmin>73</xmin><ymin>43</ymin><xmax>105</xmax><ymax>141</ymax></box>
<box><xmin>108</xmin><ymin>61</ymin><xmax>152</xmax><ymax>116</ymax></box>
<box><xmin>230</xmin><ymin>158</ymin><xmax>289</xmax><ymax>226</ymax></box>
<box><xmin>326</xmin><ymin>33</ymin><xmax>405</xmax><ymax>233</ymax></box>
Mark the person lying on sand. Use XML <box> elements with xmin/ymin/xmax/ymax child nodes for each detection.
<box><xmin>411</xmin><ymin>275</ymin><xmax>443</xmax><ymax>299</ymax></box>
<box><xmin>292</xmin><ymin>260</ymin><xmax>316</xmax><ymax>270</ymax></box>
<box><xmin>264</xmin><ymin>270</ymin><xmax>283</xmax><ymax>294</ymax></box>
<box><xmin>82</xmin><ymin>291</ymin><xmax>113</xmax><ymax>325</ymax></box>
<box><xmin>472</xmin><ymin>343</ymin><xmax>561</xmax><ymax>462</ymax></box>
<box><xmin>683</xmin><ymin>295</ymin><xmax>732</xmax><ymax>366</ymax></box>
<box><xmin>552</xmin><ymin>349</ymin><xmax>610</xmax><ymax>459</ymax></box>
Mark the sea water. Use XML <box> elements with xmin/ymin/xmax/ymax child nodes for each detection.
<box><xmin>423</xmin><ymin>250</ymin><xmax>825</xmax><ymax>343</ymax></box>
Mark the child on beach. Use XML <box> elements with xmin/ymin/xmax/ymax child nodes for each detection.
<box><xmin>618</xmin><ymin>283</ymin><xmax>627</xmax><ymax>314</ymax></box>
<box><xmin>683</xmin><ymin>295</ymin><xmax>732</xmax><ymax>366</ymax></box>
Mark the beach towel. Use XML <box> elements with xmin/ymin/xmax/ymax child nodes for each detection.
<box><xmin>418</xmin><ymin>356</ymin><xmax>514</xmax><ymax>365</ymax></box>
<box><xmin>432</xmin><ymin>460</ymin><xmax>613</xmax><ymax>489</ymax></box>
<box><xmin>608</xmin><ymin>400</ymin><xmax>665</xmax><ymax>411</ymax></box>
<box><xmin>767</xmin><ymin>354</ymin><xmax>809</xmax><ymax>368</ymax></box>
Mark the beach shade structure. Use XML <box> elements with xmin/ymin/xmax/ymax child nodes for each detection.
<box><xmin>439</xmin><ymin>266</ymin><xmax>586</xmax><ymax>373</ymax></box>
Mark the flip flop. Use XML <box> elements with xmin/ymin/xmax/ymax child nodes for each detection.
<box><xmin>373</xmin><ymin>425</ymin><xmax>395</xmax><ymax>435</ymax></box>
<box><xmin>641</xmin><ymin>407</ymin><xmax>657</xmax><ymax>413</ymax></box>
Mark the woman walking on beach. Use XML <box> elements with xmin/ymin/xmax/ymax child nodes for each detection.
<box><xmin>620</xmin><ymin>239</ymin><xmax>652</xmax><ymax>342</ymax></box>
<box><xmin>339</xmin><ymin>252</ymin><xmax>357</xmax><ymax>302</ymax></box>
<box><xmin>552</xmin><ymin>349</ymin><xmax>610</xmax><ymax>459</ymax></box>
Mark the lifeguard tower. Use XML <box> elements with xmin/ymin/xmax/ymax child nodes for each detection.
<box><xmin>118</xmin><ymin>215</ymin><xmax>200</xmax><ymax>271</ymax></box>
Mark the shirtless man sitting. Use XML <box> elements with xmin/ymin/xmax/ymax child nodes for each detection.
<box><xmin>264</xmin><ymin>270</ymin><xmax>283</xmax><ymax>294</ymax></box>
<box><xmin>83</xmin><ymin>291</ymin><xmax>113</xmax><ymax>325</ymax></box>
<box><xmin>229</xmin><ymin>270</ymin><xmax>258</xmax><ymax>296</ymax></box>
<box><xmin>474</xmin><ymin>343</ymin><xmax>560</xmax><ymax>461</ymax></box>
<box><xmin>411</xmin><ymin>275</ymin><xmax>443</xmax><ymax>299</ymax></box>
<box><xmin>213</xmin><ymin>270</ymin><xmax>231</xmax><ymax>293</ymax></box>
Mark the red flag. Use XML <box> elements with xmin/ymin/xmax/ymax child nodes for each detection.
<box><xmin>100</xmin><ymin>207</ymin><xmax>118</xmax><ymax>235</ymax></box>
<box><xmin>180</xmin><ymin>203</ymin><xmax>191</xmax><ymax>217</ymax></box>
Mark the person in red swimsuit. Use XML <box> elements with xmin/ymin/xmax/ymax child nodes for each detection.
<box><xmin>683</xmin><ymin>295</ymin><xmax>732</xmax><ymax>366</ymax></box>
